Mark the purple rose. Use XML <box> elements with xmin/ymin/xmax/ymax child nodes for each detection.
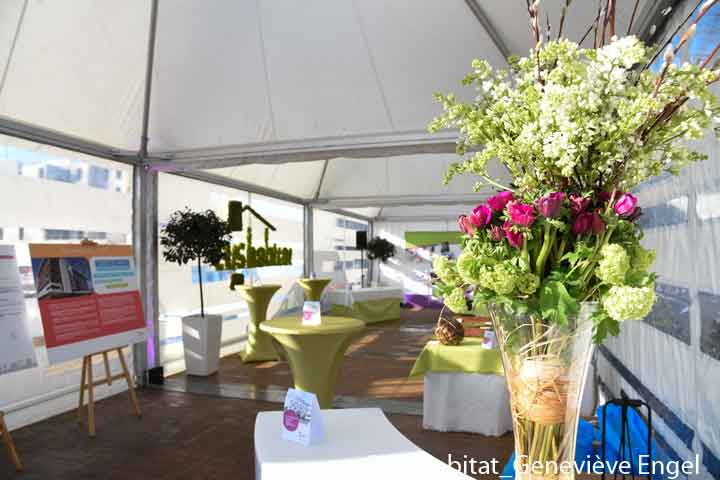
<box><xmin>503</xmin><ymin>221</ymin><xmax>524</xmax><ymax>248</ymax></box>
<box><xmin>537</xmin><ymin>192</ymin><xmax>565</xmax><ymax>218</ymax></box>
<box><xmin>590</xmin><ymin>211</ymin><xmax>605</xmax><ymax>235</ymax></box>
<box><xmin>598</xmin><ymin>191</ymin><xmax>613</xmax><ymax>203</ymax></box>
<box><xmin>469</xmin><ymin>204</ymin><xmax>492</xmax><ymax>228</ymax></box>
<box><xmin>569</xmin><ymin>194</ymin><xmax>591</xmax><ymax>216</ymax></box>
<box><xmin>614</xmin><ymin>193</ymin><xmax>638</xmax><ymax>217</ymax></box>
<box><xmin>572</xmin><ymin>212</ymin><xmax>592</xmax><ymax>235</ymax></box>
<box><xmin>490</xmin><ymin>225</ymin><xmax>505</xmax><ymax>241</ymax></box>
<box><xmin>508</xmin><ymin>202</ymin><xmax>535</xmax><ymax>227</ymax></box>
<box><xmin>487</xmin><ymin>191</ymin><xmax>515</xmax><ymax>212</ymax></box>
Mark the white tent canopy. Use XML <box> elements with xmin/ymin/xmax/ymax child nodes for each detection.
<box><xmin>0</xmin><ymin>0</ymin><xmax>658</xmax><ymax>220</ymax></box>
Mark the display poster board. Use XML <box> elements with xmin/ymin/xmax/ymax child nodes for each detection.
<box><xmin>0</xmin><ymin>245</ymin><xmax>37</xmax><ymax>375</ymax></box>
<box><xmin>29</xmin><ymin>244</ymin><xmax>146</xmax><ymax>364</ymax></box>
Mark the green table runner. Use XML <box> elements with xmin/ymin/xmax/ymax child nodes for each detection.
<box><xmin>409</xmin><ymin>338</ymin><xmax>504</xmax><ymax>378</ymax></box>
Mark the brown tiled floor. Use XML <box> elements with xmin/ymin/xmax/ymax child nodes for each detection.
<box><xmin>0</xmin><ymin>389</ymin><xmax>513</xmax><ymax>479</ymax></box>
<box><xmin>1</xmin><ymin>308</ymin><xmax>522</xmax><ymax>479</ymax></box>
<box><xmin>172</xmin><ymin>306</ymin><xmax>440</xmax><ymax>402</ymax></box>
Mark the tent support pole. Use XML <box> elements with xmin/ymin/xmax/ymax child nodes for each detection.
<box><xmin>133</xmin><ymin>0</ymin><xmax>160</xmax><ymax>385</ymax></box>
<box><xmin>303</xmin><ymin>206</ymin><xmax>314</xmax><ymax>277</ymax></box>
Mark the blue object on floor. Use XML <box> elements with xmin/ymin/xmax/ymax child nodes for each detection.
<box><xmin>598</xmin><ymin>402</ymin><xmax>657</xmax><ymax>476</ymax></box>
<box><xmin>501</xmin><ymin>418</ymin><xmax>597</xmax><ymax>478</ymax></box>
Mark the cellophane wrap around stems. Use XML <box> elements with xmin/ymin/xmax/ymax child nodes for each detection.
<box><xmin>489</xmin><ymin>302</ymin><xmax>596</xmax><ymax>480</ymax></box>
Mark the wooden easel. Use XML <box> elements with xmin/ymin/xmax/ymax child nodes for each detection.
<box><xmin>77</xmin><ymin>346</ymin><xmax>141</xmax><ymax>437</ymax></box>
<box><xmin>0</xmin><ymin>411</ymin><xmax>22</xmax><ymax>472</ymax></box>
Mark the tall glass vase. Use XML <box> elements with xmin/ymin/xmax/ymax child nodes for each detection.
<box><xmin>488</xmin><ymin>302</ymin><xmax>596</xmax><ymax>480</ymax></box>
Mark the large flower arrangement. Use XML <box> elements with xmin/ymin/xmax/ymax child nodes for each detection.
<box><xmin>429</xmin><ymin>1</ymin><xmax>719</xmax><ymax>476</ymax></box>
<box><xmin>430</xmin><ymin>1</ymin><xmax>720</xmax><ymax>343</ymax></box>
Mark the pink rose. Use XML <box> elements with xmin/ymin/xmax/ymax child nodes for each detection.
<box><xmin>614</xmin><ymin>193</ymin><xmax>638</xmax><ymax>217</ymax></box>
<box><xmin>469</xmin><ymin>204</ymin><xmax>492</xmax><ymax>228</ymax></box>
<box><xmin>508</xmin><ymin>202</ymin><xmax>535</xmax><ymax>227</ymax></box>
<box><xmin>569</xmin><ymin>194</ymin><xmax>591</xmax><ymax>216</ymax></box>
<box><xmin>487</xmin><ymin>191</ymin><xmax>515</xmax><ymax>212</ymax></box>
<box><xmin>503</xmin><ymin>221</ymin><xmax>524</xmax><ymax>248</ymax></box>
<box><xmin>490</xmin><ymin>225</ymin><xmax>504</xmax><ymax>241</ymax></box>
<box><xmin>458</xmin><ymin>215</ymin><xmax>474</xmax><ymax>235</ymax></box>
<box><xmin>572</xmin><ymin>212</ymin><xmax>592</xmax><ymax>235</ymax></box>
<box><xmin>537</xmin><ymin>192</ymin><xmax>565</xmax><ymax>218</ymax></box>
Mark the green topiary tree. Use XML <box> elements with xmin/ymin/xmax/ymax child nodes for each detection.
<box><xmin>366</xmin><ymin>237</ymin><xmax>396</xmax><ymax>263</ymax></box>
<box><xmin>161</xmin><ymin>208</ymin><xmax>231</xmax><ymax>317</ymax></box>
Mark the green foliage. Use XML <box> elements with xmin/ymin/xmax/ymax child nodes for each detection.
<box><xmin>161</xmin><ymin>208</ymin><xmax>231</xmax><ymax>316</ymax></box>
<box><xmin>539</xmin><ymin>280</ymin><xmax>579</xmax><ymax>326</ymax></box>
<box><xmin>161</xmin><ymin>208</ymin><xmax>230</xmax><ymax>266</ymax></box>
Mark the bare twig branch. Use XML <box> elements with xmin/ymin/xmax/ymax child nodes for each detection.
<box><xmin>674</xmin><ymin>24</ymin><xmax>697</xmax><ymax>55</ymax></box>
<box><xmin>626</xmin><ymin>0</ymin><xmax>641</xmax><ymax>36</ymax></box>
<box><xmin>653</xmin><ymin>46</ymin><xmax>675</xmax><ymax>97</ymax></box>
<box><xmin>594</xmin><ymin>1</ymin><xmax>602</xmax><ymax>48</ymax></box>
<box><xmin>579</xmin><ymin>7</ymin><xmax>604</xmax><ymax>45</ymax></box>
<box><xmin>557</xmin><ymin>0</ymin><xmax>572</xmax><ymax>40</ymax></box>
<box><xmin>608</xmin><ymin>0</ymin><xmax>616</xmax><ymax>39</ymax></box>
<box><xmin>700</xmin><ymin>40</ymin><xmax>720</xmax><ymax>68</ymax></box>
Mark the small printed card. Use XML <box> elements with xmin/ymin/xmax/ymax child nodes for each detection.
<box><xmin>302</xmin><ymin>301</ymin><xmax>321</xmax><ymax>326</ymax></box>
<box><xmin>482</xmin><ymin>330</ymin><xmax>498</xmax><ymax>349</ymax></box>
<box><xmin>281</xmin><ymin>388</ymin><xmax>324</xmax><ymax>446</ymax></box>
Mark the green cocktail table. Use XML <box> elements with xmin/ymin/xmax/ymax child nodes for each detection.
<box><xmin>296</xmin><ymin>278</ymin><xmax>331</xmax><ymax>301</ymax></box>
<box><xmin>238</xmin><ymin>284</ymin><xmax>281</xmax><ymax>362</ymax></box>
<box><xmin>260</xmin><ymin>316</ymin><xmax>365</xmax><ymax>408</ymax></box>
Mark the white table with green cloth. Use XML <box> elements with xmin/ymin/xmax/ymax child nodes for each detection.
<box><xmin>327</xmin><ymin>286</ymin><xmax>402</xmax><ymax>324</ymax></box>
<box><xmin>409</xmin><ymin>337</ymin><xmax>512</xmax><ymax>436</ymax></box>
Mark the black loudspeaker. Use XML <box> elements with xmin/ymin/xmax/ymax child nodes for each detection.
<box><xmin>148</xmin><ymin>366</ymin><xmax>165</xmax><ymax>386</ymax></box>
<box><xmin>356</xmin><ymin>231</ymin><xmax>367</xmax><ymax>250</ymax></box>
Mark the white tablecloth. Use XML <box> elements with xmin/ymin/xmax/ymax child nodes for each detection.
<box><xmin>423</xmin><ymin>372</ymin><xmax>513</xmax><ymax>436</ymax></box>
<box><xmin>326</xmin><ymin>286</ymin><xmax>403</xmax><ymax>307</ymax></box>
<box><xmin>255</xmin><ymin>408</ymin><xmax>469</xmax><ymax>480</ymax></box>
<box><xmin>423</xmin><ymin>363</ymin><xmax>597</xmax><ymax>436</ymax></box>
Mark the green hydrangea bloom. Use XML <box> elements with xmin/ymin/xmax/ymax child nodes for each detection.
<box><xmin>445</xmin><ymin>287</ymin><xmax>469</xmax><ymax>313</ymax></box>
<box><xmin>516</xmin><ymin>272</ymin><xmax>540</xmax><ymax>295</ymax></box>
<box><xmin>456</xmin><ymin>251</ymin><xmax>482</xmax><ymax>285</ymax></box>
<box><xmin>628</xmin><ymin>244</ymin><xmax>656</xmax><ymax>274</ymax></box>
<box><xmin>595</xmin><ymin>244</ymin><xmax>630</xmax><ymax>285</ymax></box>
<box><xmin>476</xmin><ymin>266</ymin><xmax>496</xmax><ymax>291</ymax></box>
<box><xmin>433</xmin><ymin>255</ymin><xmax>460</xmax><ymax>285</ymax></box>
<box><xmin>603</xmin><ymin>285</ymin><xmax>656</xmax><ymax>321</ymax></box>
<box><xmin>490</xmin><ymin>262</ymin><xmax>516</xmax><ymax>295</ymax></box>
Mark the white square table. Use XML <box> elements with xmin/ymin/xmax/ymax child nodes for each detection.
<box><xmin>254</xmin><ymin>408</ymin><xmax>470</xmax><ymax>479</ymax></box>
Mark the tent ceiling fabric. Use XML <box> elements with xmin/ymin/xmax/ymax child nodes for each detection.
<box><xmin>0</xmin><ymin>0</ymin><xmax>149</xmax><ymax>150</ymax></box>
<box><xmin>0</xmin><ymin>0</ymin><xmax>656</xmax><ymax>215</ymax></box>
<box><xmin>147</xmin><ymin>0</ymin><xmax>503</xmax><ymax>152</ymax></box>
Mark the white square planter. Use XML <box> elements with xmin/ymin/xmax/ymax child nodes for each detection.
<box><xmin>182</xmin><ymin>314</ymin><xmax>223</xmax><ymax>376</ymax></box>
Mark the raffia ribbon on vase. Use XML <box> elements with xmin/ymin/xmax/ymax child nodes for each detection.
<box><xmin>511</xmin><ymin>357</ymin><xmax>570</xmax><ymax>425</ymax></box>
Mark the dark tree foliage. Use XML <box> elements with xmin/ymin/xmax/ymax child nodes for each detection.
<box><xmin>160</xmin><ymin>208</ymin><xmax>231</xmax><ymax>317</ymax></box>
<box><xmin>366</xmin><ymin>237</ymin><xmax>396</xmax><ymax>263</ymax></box>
